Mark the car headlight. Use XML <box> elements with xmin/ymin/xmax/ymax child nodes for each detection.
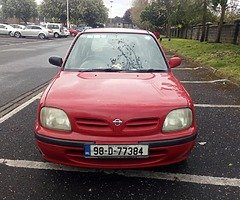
<box><xmin>162</xmin><ymin>108</ymin><xmax>193</xmax><ymax>132</ymax></box>
<box><xmin>40</xmin><ymin>107</ymin><xmax>71</xmax><ymax>131</ymax></box>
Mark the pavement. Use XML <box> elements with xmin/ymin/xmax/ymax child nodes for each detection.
<box><xmin>0</xmin><ymin>37</ymin><xmax>239</xmax><ymax>200</ymax></box>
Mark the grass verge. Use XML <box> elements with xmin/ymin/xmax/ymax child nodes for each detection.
<box><xmin>161</xmin><ymin>38</ymin><xmax>240</xmax><ymax>84</ymax></box>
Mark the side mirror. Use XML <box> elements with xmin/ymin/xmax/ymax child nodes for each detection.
<box><xmin>49</xmin><ymin>56</ymin><xmax>63</xmax><ymax>67</ymax></box>
<box><xmin>168</xmin><ymin>56</ymin><xmax>182</xmax><ymax>68</ymax></box>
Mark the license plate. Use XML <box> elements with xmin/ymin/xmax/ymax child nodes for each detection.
<box><xmin>84</xmin><ymin>144</ymin><xmax>149</xmax><ymax>158</ymax></box>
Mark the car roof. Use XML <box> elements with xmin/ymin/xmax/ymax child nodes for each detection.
<box><xmin>0</xmin><ymin>24</ymin><xmax>12</xmax><ymax>28</ymax></box>
<box><xmin>11</xmin><ymin>24</ymin><xmax>25</xmax><ymax>26</ymax></box>
<box><xmin>47</xmin><ymin>23</ymin><xmax>61</xmax><ymax>25</ymax></box>
<box><xmin>84</xmin><ymin>28</ymin><xmax>150</xmax><ymax>35</ymax></box>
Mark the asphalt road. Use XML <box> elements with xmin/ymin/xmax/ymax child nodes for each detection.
<box><xmin>0</xmin><ymin>35</ymin><xmax>73</xmax><ymax>107</ymax></box>
<box><xmin>0</xmin><ymin>37</ymin><xmax>239</xmax><ymax>199</ymax></box>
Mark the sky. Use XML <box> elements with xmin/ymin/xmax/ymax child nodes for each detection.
<box><xmin>103</xmin><ymin>0</ymin><xmax>132</xmax><ymax>18</ymax></box>
<box><xmin>35</xmin><ymin>0</ymin><xmax>133</xmax><ymax>18</ymax></box>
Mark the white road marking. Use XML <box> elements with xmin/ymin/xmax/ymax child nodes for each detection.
<box><xmin>0</xmin><ymin>93</ymin><xmax>42</xmax><ymax>124</ymax></box>
<box><xmin>181</xmin><ymin>79</ymin><xmax>229</xmax><ymax>84</ymax></box>
<box><xmin>194</xmin><ymin>104</ymin><xmax>240</xmax><ymax>108</ymax></box>
<box><xmin>0</xmin><ymin>159</ymin><xmax>239</xmax><ymax>188</ymax></box>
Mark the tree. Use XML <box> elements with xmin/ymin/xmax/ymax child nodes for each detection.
<box><xmin>212</xmin><ymin>0</ymin><xmax>228</xmax><ymax>43</ymax></box>
<box><xmin>123</xmin><ymin>8</ymin><xmax>132</xmax><ymax>24</ymax></box>
<box><xmin>225</xmin><ymin>0</ymin><xmax>240</xmax><ymax>22</ymax></box>
<box><xmin>131</xmin><ymin>0</ymin><xmax>149</xmax><ymax>28</ymax></box>
<box><xmin>40</xmin><ymin>0</ymin><xmax>107</xmax><ymax>26</ymax></box>
<box><xmin>78</xmin><ymin>0</ymin><xmax>108</xmax><ymax>27</ymax></box>
<box><xmin>2</xmin><ymin>0</ymin><xmax>37</xmax><ymax>24</ymax></box>
<box><xmin>140</xmin><ymin>1</ymin><xmax>166</xmax><ymax>28</ymax></box>
<box><xmin>0</xmin><ymin>7</ymin><xmax>3</xmax><ymax>22</ymax></box>
<box><xmin>171</xmin><ymin>0</ymin><xmax>205</xmax><ymax>28</ymax></box>
<box><xmin>69</xmin><ymin>0</ymin><xmax>83</xmax><ymax>25</ymax></box>
<box><xmin>39</xmin><ymin>0</ymin><xmax>67</xmax><ymax>23</ymax></box>
<box><xmin>200</xmin><ymin>0</ymin><xmax>208</xmax><ymax>42</ymax></box>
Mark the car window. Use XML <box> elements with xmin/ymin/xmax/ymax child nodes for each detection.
<box><xmin>31</xmin><ymin>26</ymin><xmax>41</xmax><ymax>30</ymax></box>
<box><xmin>47</xmin><ymin>24</ymin><xmax>60</xmax><ymax>29</ymax></box>
<box><xmin>64</xmin><ymin>33</ymin><xmax>168</xmax><ymax>71</ymax></box>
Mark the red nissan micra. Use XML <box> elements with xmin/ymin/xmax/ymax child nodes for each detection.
<box><xmin>35</xmin><ymin>28</ymin><xmax>197</xmax><ymax>169</ymax></box>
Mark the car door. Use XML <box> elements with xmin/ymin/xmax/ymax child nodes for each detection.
<box><xmin>31</xmin><ymin>26</ymin><xmax>42</xmax><ymax>36</ymax></box>
<box><xmin>22</xmin><ymin>26</ymin><xmax>33</xmax><ymax>36</ymax></box>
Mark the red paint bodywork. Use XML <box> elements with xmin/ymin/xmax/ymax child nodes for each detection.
<box><xmin>35</xmin><ymin>28</ymin><xmax>197</xmax><ymax>169</ymax></box>
<box><xmin>68</xmin><ymin>29</ymin><xmax>79</xmax><ymax>36</ymax></box>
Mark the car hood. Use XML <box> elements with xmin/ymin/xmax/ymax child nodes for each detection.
<box><xmin>45</xmin><ymin>71</ymin><xmax>191</xmax><ymax>112</ymax></box>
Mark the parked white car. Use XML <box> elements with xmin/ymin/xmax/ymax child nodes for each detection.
<box><xmin>45</xmin><ymin>23</ymin><xmax>65</xmax><ymax>38</ymax></box>
<box><xmin>0</xmin><ymin>23</ymin><xmax>15</xmax><ymax>36</ymax></box>
<box><xmin>10</xmin><ymin>24</ymin><xmax>26</xmax><ymax>29</ymax></box>
<box><xmin>14</xmin><ymin>25</ymin><xmax>53</xmax><ymax>39</ymax></box>
<box><xmin>9</xmin><ymin>24</ymin><xmax>25</xmax><ymax>36</ymax></box>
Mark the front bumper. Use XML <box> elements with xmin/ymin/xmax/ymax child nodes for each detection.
<box><xmin>35</xmin><ymin>133</ymin><xmax>197</xmax><ymax>169</ymax></box>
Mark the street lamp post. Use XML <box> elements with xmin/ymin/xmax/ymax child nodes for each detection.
<box><xmin>110</xmin><ymin>0</ymin><xmax>113</xmax><ymax>26</ymax></box>
<box><xmin>67</xmin><ymin>0</ymin><xmax>70</xmax><ymax>28</ymax></box>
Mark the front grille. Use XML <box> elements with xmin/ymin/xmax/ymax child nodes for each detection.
<box><xmin>75</xmin><ymin>117</ymin><xmax>160</xmax><ymax>136</ymax></box>
<box><xmin>122</xmin><ymin>118</ymin><xmax>160</xmax><ymax>135</ymax></box>
<box><xmin>124</xmin><ymin>118</ymin><xmax>159</xmax><ymax>131</ymax></box>
<box><xmin>75</xmin><ymin>118</ymin><xmax>113</xmax><ymax>134</ymax></box>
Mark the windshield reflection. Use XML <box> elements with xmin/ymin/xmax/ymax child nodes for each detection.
<box><xmin>65</xmin><ymin>33</ymin><xmax>168</xmax><ymax>72</ymax></box>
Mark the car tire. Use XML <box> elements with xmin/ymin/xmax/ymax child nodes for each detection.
<box><xmin>54</xmin><ymin>33</ymin><xmax>60</xmax><ymax>38</ymax></box>
<box><xmin>38</xmin><ymin>33</ymin><xmax>45</xmax><ymax>40</ymax></box>
<box><xmin>9</xmin><ymin>31</ymin><xmax>14</xmax><ymax>37</ymax></box>
<box><xmin>14</xmin><ymin>32</ymin><xmax>21</xmax><ymax>38</ymax></box>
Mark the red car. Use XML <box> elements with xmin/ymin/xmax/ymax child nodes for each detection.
<box><xmin>68</xmin><ymin>28</ymin><xmax>79</xmax><ymax>36</ymax></box>
<box><xmin>35</xmin><ymin>28</ymin><xmax>197</xmax><ymax>169</ymax></box>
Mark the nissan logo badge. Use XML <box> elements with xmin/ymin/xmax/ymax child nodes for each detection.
<box><xmin>113</xmin><ymin>119</ymin><xmax>123</xmax><ymax>126</ymax></box>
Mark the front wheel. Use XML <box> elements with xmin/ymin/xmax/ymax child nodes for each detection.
<box><xmin>14</xmin><ymin>32</ymin><xmax>21</xmax><ymax>38</ymax></box>
<box><xmin>54</xmin><ymin>33</ymin><xmax>60</xmax><ymax>38</ymax></box>
<box><xmin>38</xmin><ymin>33</ymin><xmax>45</xmax><ymax>40</ymax></box>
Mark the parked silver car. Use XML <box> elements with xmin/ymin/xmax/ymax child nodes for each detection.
<box><xmin>0</xmin><ymin>23</ymin><xmax>15</xmax><ymax>36</ymax></box>
<box><xmin>9</xmin><ymin>24</ymin><xmax>26</xmax><ymax>36</ymax></box>
<box><xmin>14</xmin><ymin>25</ymin><xmax>53</xmax><ymax>39</ymax></box>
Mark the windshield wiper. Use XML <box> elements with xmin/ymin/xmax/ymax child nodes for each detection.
<box><xmin>78</xmin><ymin>68</ymin><xmax>123</xmax><ymax>72</ymax></box>
<box><xmin>128</xmin><ymin>69</ymin><xmax>168</xmax><ymax>73</ymax></box>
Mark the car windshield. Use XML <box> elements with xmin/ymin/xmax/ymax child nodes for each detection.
<box><xmin>64</xmin><ymin>33</ymin><xmax>168</xmax><ymax>72</ymax></box>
